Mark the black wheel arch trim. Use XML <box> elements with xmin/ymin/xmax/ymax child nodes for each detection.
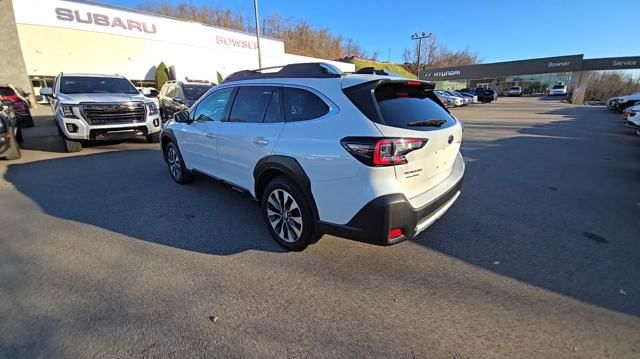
<box><xmin>254</xmin><ymin>155</ymin><xmax>320</xmax><ymax>223</ymax></box>
<box><xmin>160</xmin><ymin>128</ymin><xmax>177</xmax><ymax>160</ymax></box>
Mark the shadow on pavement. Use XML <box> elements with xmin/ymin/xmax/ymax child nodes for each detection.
<box><xmin>3</xmin><ymin>149</ymin><xmax>285</xmax><ymax>255</ymax></box>
<box><xmin>4</xmin><ymin>105</ymin><xmax>640</xmax><ymax>316</ymax></box>
<box><xmin>416</xmin><ymin>105</ymin><xmax>640</xmax><ymax>317</ymax></box>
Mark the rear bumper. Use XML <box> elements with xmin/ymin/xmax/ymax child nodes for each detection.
<box><xmin>318</xmin><ymin>161</ymin><xmax>464</xmax><ymax>246</ymax></box>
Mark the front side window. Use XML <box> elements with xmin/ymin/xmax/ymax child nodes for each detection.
<box><xmin>0</xmin><ymin>87</ymin><xmax>15</xmax><ymax>97</ymax></box>
<box><xmin>228</xmin><ymin>86</ymin><xmax>280</xmax><ymax>123</ymax></box>
<box><xmin>190</xmin><ymin>87</ymin><xmax>234</xmax><ymax>122</ymax></box>
<box><xmin>58</xmin><ymin>76</ymin><xmax>139</xmax><ymax>95</ymax></box>
<box><xmin>283</xmin><ymin>88</ymin><xmax>329</xmax><ymax>122</ymax></box>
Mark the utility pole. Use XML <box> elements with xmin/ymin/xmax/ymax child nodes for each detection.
<box><xmin>253</xmin><ymin>0</ymin><xmax>262</xmax><ymax>68</ymax></box>
<box><xmin>410</xmin><ymin>32</ymin><xmax>432</xmax><ymax>79</ymax></box>
<box><xmin>388</xmin><ymin>48</ymin><xmax>391</xmax><ymax>63</ymax></box>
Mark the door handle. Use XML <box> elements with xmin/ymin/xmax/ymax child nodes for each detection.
<box><xmin>204</xmin><ymin>133</ymin><xmax>216</xmax><ymax>139</ymax></box>
<box><xmin>253</xmin><ymin>137</ymin><xmax>269</xmax><ymax>145</ymax></box>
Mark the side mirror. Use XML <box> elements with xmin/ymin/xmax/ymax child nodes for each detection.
<box><xmin>174</xmin><ymin>111</ymin><xmax>190</xmax><ymax>123</ymax></box>
<box><xmin>141</xmin><ymin>88</ymin><xmax>151</xmax><ymax>95</ymax></box>
<box><xmin>172</xmin><ymin>96</ymin><xmax>184</xmax><ymax>104</ymax></box>
<box><xmin>40</xmin><ymin>87</ymin><xmax>53</xmax><ymax>97</ymax></box>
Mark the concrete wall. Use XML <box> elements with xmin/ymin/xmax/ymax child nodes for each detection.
<box><xmin>0</xmin><ymin>0</ymin><xmax>33</xmax><ymax>103</ymax></box>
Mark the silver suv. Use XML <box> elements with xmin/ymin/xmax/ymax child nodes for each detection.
<box><xmin>41</xmin><ymin>73</ymin><xmax>162</xmax><ymax>152</ymax></box>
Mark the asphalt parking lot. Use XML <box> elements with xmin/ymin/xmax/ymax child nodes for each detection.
<box><xmin>1</xmin><ymin>97</ymin><xmax>639</xmax><ymax>358</ymax></box>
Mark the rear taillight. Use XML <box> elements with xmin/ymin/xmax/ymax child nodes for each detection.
<box><xmin>341</xmin><ymin>137</ymin><xmax>427</xmax><ymax>167</ymax></box>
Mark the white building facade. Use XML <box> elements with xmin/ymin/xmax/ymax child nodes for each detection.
<box><xmin>1</xmin><ymin>0</ymin><xmax>354</xmax><ymax>99</ymax></box>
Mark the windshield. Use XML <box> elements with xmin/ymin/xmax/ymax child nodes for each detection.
<box><xmin>59</xmin><ymin>76</ymin><xmax>139</xmax><ymax>95</ymax></box>
<box><xmin>183</xmin><ymin>85</ymin><xmax>213</xmax><ymax>101</ymax></box>
<box><xmin>552</xmin><ymin>85</ymin><xmax>565</xmax><ymax>89</ymax></box>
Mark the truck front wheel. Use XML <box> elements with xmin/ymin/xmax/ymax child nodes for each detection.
<box><xmin>146</xmin><ymin>132</ymin><xmax>160</xmax><ymax>143</ymax></box>
<box><xmin>63</xmin><ymin>136</ymin><xmax>82</xmax><ymax>153</ymax></box>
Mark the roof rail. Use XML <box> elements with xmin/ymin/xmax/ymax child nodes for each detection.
<box><xmin>222</xmin><ymin>62</ymin><xmax>343</xmax><ymax>83</ymax></box>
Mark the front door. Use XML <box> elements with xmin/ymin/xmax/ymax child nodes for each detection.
<box><xmin>215</xmin><ymin>86</ymin><xmax>284</xmax><ymax>193</ymax></box>
<box><xmin>176</xmin><ymin>87</ymin><xmax>235</xmax><ymax>176</ymax></box>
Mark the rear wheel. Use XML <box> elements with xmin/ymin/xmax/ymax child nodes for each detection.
<box><xmin>261</xmin><ymin>176</ymin><xmax>316</xmax><ymax>251</ymax></box>
<box><xmin>165</xmin><ymin>141</ymin><xmax>192</xmax><ymax>184</ymax></box>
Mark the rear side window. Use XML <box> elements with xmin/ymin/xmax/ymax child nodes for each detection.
<box><xmin>283</xmin><ymin>88</ymin><xmax>329</xmax><ymax>122</ymax></box>
<box><xmin>374</xmin><ymin>83</ymin><xmax>456</xmax><ymax>131</ymax></box>
<box><xmin>228</xmin><ymin>86</ymin><xmax>280</xmax><ymax>123</ymax></box>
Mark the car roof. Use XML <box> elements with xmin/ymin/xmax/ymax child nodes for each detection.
<box><xmin>61</xmin><ymin>73</ymin><xmax>124</xmax><ymax>78</ymax></box>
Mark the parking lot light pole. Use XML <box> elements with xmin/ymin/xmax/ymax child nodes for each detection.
<box><xmin>253</xmin><ymin>0</ymin><xmax>262</xmax><ymax>68</ymax></box>
<box><xmin>410</xmin><ymin>32</ymin><xmax>432</xmax><ymax>79</ymax></box>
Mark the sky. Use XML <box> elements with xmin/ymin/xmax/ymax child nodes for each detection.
<box><xmin>97</xmin><ymin>0</ymin><xmax>639</xmax><ymax>64</ymax></box>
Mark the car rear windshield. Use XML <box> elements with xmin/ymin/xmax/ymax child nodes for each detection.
<box><xmin>552</xmin><ymin>85</ymin><xmax>565</xmax><ymax>89</ymax></box>
<box><xmin>183</xmin><ymin>85</ymin><xmax>212</xmax><ymax>101</ymax></box>
<box><xmin>510</xmin><ymin>87</ymin><xmax>520</xmax><ymax>90</ymax></box>
<box><xmin>374</xmin><ymin>83</ymin><xmax>456</xmax><ymax>131</ymax></box>
<box><xmin>0</xmin><ymin>87</ymin><xmax>15</xmax><ymax>96</ymax></box>
<box><xmin>59</xmin><ymin>76</ymin><xmax>139</xmax><ymax>95</ymax></box>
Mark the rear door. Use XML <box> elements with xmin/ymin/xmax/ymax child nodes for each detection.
<box><xmin>345</xmin><ymin>81</ymin><xmax>462</xmax><ymax>200</ymax></box>
<box><xmin>215</xmin><ymin>85</ymin><xmax>284</xmax><ymax>192</ymax></box>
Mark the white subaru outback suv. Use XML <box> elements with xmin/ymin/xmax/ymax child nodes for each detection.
<box><xmin>41</xmin><ymin>73</ymin><xmax>162</xmax><ymax>152</ymax></box>
<box><xmin>161</xmin><ymin>63</ymin><xmax>464</xmax><ymax>250</ymax></box>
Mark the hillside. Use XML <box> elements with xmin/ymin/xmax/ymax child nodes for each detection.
<box><xmin>353</xmin><ymin>59</ymin><xmax>416</xmax><ymax>79</ymax></box>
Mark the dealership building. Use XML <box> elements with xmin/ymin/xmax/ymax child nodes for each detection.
<box><xmin>423</xmin><ymin>54</ymin><xmax>640</xmax><ymax>103</ymax></box>
<box><xmin>0</xmin><ymin>0</ymin><xmax>354</xmax><ymax>103</ymax></box>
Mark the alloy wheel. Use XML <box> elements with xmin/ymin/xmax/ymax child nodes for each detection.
<box><xmin>167</xmin><ymin>146</ymin><xmax>181</xmax><ymax>179</ymax></box>
<box><xmin>266</xmin><ymin>189</ymin><xmax>303</xmax><ymax>243</ymax></box>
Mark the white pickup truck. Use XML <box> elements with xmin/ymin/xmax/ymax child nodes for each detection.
<box><xmin>40</xmin><ymin>73</ymin><xmax>161</xmax><ymax>152</ymax></box>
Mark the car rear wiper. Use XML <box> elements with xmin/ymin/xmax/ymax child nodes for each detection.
<box><xmin>406</xmin><ymin>119</ymin><xmax>446</xmax><ymax>127</ymax></box>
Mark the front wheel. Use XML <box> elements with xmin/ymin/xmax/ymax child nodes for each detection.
<box><xmin>165</xmin><ymin>142</ymin><xmax>192</xmax><ymax>184</ymax></box>
<box><xmin>146</xmin><ymin>132</ymin><xmax>160</xmax><ymax>143</ymax></box>
<box><xmin>261</xmin><ymin>176</ymin><xmax>317</xmax><ymax>251</ymax></box>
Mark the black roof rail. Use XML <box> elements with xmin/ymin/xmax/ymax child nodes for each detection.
<box><xmin>354</xmin><ymin>67</ymin><xmax>389</xmax><ymax>75</ymax></box>
<box><xmin>222</xmin><ymin>62</ymin><xmax>343</xmax><ymax>83</ymax></box>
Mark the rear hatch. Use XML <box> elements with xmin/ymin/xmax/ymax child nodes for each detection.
<box><xmin>343</xmin><ymin>79</ymin><xmax>462</xmax><ymax>200</ymax></box>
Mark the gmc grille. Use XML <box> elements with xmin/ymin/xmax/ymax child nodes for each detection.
<box><xmin>81</xmin><ymin>103</ymin><xmax>146</xmax><ymax>125</ymax></box>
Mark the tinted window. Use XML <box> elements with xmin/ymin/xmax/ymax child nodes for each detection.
<box><xmin>283</xmin><ymin>88</ymin><xmax>329</xmax><ymax>122</ymax></box>
<box><xmin>552</xmin><ymin>85</ymin><xmax>565</xmax><ymax>89</ymax></box>
<box><xmin>183</xmin><ymin>85</ymin><xmax>213</xmax><ymax>101</ymax></box>
<box><xmin>58</xmin><ymin>76</ymin><xmax>138</xmax><ymax>95</ymax></box>
<box><xmin>375</xmin><ymin>84</ymin><xmax>455</xmax><ymax>131</ymax></box>
<box><xmin>191</xmin><ymin>87</ymin><xmax>234</xmax><ymax>122</ymax></box>
<box><xmin>510</xmin><ymin>87</ymin><xmax>520</xmax><ymax>90</ymax></box>
<box><xmin>0</xmin><ymin>87</ymin><xmax>15</xmax><ymax>96</ymax></box>
<box><xmin>228</xmin><ymin>86</ymin><xmax>279</xmax><ymax>123</ymax></box>
<box><xmin>263</xmin><ymin>88</ymin><xmax>283</xmax><ymax>123</ymax></box>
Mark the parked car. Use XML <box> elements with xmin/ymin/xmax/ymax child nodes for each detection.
<box><xmin>0</xmin><ymin>98</ymin><xmax>22</xmax><ymax>160</ymax></box>
<box><xmin>435</xmin><ymin>92</ymin><xmax>454</xmax><ymax>108</ymax></box>
<box><xmin>507</xmin><ymin>86</ymin><xmax>523</xmax><ymax>97</ymax></box>
<box><xmin>614</xmin><ymin>92</ymin><xmax>640</xmax><ymax>112</ymax></box>
<box><xmin>161</xmin><ymin>63</ymin><xmax>465</xmax><ymax>251</ymax></box>
<box><xmin>40</xmin><ymin>73</ymin><xmax>162</xmax><ymax>152</ymax></box>
<box><xmin>474</xmin><ymin>88</ymin><xmax>494</xmax><ymax>103</ymax></box>
<box><xmin>459</xmin><ymin>91</ymin><xmax>478</xmax><ymax>103</ymax></box>
<box><xmin>450</xmin><ymin>91</ymin><xmax>470</xmax><ymax>105</ymax></box>
<box><xmin>607</xmin><ymin>96</ymin><xmax>624</xmax><ymax>110</ymax></box>
<box><xmin>0</xmin><ymin>84</ymin><xmax>34</xmax><ymax>128</ymax></box>
<box><xmin>159</xmin><ymin>81</ymin><xmax>214</xmax><ymax>122</ymax></box>
<box><xmin>624</xmin><ymin>103</ymin><xmax>640</xmax><ymax>135</ymax></box>
<box><xmin>435</xmin><ymin>90</ymin><xmax>463</xmax><ymax>107</ymax></box>
<box><xmin>548</xmin><ymin>84</ymin><xmax>568</xmax><ymax>96</ymax></box>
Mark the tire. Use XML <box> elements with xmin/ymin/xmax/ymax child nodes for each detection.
<box><xmin>63</xmin><ymin>136</ymin><xmax>82</xmax><ymax>153</ymax></box>
<box><xmin>164</xmin><ymin>141</ymin><xmax>192</xmax><ymax>184</ymax></box>
<box><xmin>261</xmin><ymin>176</ymin><xmax>317</xmax><ymax>251</ymax></box>
<box><xmin>146</xmin><ymin>131</ymin><xmax>160</xmax><ymax>143</ymax></box>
